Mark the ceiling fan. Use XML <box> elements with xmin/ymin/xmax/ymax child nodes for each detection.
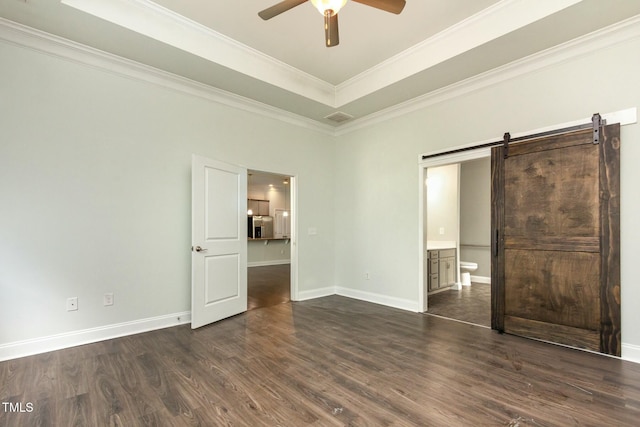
<box><xmin>258</xmin><ymin>0</ymin><xmax>406</xmax><ymax>47</ymax></box>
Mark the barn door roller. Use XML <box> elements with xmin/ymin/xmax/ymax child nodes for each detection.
<box><xmin>592</xmin><ymin>112</ymin><xmax>604</xmax><ymax>144</ymax></box>
<box><xmin>503</xmin><ymin>132</ymin><xmax>511</xmax><ymax>159</ymax></box>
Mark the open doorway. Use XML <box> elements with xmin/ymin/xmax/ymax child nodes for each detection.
<box><xmin>247</xmin><ymin>170</ymin><xmax>293</xmax><ymax>310</ymax></box>
<box><xmin>422</xmin><ymin>155</ymin><xmax>491</xmax><ymax>327</ymax></box>
<box><xmin>425</xmin><ymin>158</ymin><xmax>491</xmax><ymax>327</ymax></box>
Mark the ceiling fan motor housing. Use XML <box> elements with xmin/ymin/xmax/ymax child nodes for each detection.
<box><xmin>258</xmin><ymin>0</ymin><xmax>406</xmax><ymax>47</ymax></box>
<box><xmin>310</xmin><ymin>0</ymin><xmax>348</xmax><ymax>16</ymax></box>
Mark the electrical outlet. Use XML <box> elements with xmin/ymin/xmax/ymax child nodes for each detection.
<box><xmin>103</xmin><ymin>293</ymin><xmax>114</xmax><ymax>306</ymax></box>
<box><xmin>66</xmin><ymin>297</ymin><xmax>78</xmax><ymax>311</ymax></box>
<box><xmin>439</xmin><ymin>227</ymin><xmax>445</xmax><ymax>235</ymax></box>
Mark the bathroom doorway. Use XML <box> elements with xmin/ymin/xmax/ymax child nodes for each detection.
<box><xmin>421</xmin><ymin>153</ymin><xmax>491</xmax><ymax>327</ymax></box>
<box><xmin>247</xmin><ymin>169</ymin><xmax>294</xmax><ymax>310</ymax></box>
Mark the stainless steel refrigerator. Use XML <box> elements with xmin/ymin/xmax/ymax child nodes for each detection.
<box><xmin>248</xmin><ymin>216</ymin><xmax>273</xmax><ymax>239</ymax></box>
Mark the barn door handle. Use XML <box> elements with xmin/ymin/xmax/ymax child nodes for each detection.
<box><xmin>494</xmin><ymin>230</ymin><xmax>499</xmax><ymax>257</ymax></box>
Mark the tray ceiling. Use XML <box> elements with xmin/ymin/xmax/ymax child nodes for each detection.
<box><xmin>2</xmin><ymin>0</ymin><xmax>640</xmax><ymax>128</ymax></box>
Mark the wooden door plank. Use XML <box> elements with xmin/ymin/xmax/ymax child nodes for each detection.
<box><xmin>491</xmin><ymin>146</ymin><xmax>505</xmax><ymax>332</ymax></box>
<box><xmin>504</xmin><ymin>249</ymin><xmax>600</xmax><ymax>330</ymax></box>
<box><xmin>504</xmin><ymin>236</ymin><xmax>599</xmax><ymax>252</ymax></box>
<box><xmin>504</xmin><ymin>143</ymin><xmax>600</xmax><ymax>239</ymax></box>
<box><xmin>599</xmin><ymin>123</ymin><xmax>621</xmax><ymax>356</ymax></box>
<box><xmin>504</xmin><ymin>315</ymin><xmax>600</xmax><ymax>351</ymax></box>
<box><xmin>508</xmin><ymin>128</ymin><xmax>592</xmax><ymax>156</ymax></box>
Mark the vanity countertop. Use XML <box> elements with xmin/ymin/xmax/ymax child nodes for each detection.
<box><xmin>426</xmin><ymin>241</ymin><xmax>457</xmax><ymax>250</ymax></box>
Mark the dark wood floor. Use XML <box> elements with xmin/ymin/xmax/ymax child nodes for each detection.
<box><xmin>427</xmin><ymin>282</ymin><xmax>491</xmax><ymax>327</ymax></box>
<box><xmin>2</xmin><ymin>296</ymin><xmax>640</xmax><ymax>426</ymax></box>
<box><xmin>247</xmin><ymin>264</ymin><xmax>290</xmax><ymax>311</ymax></box>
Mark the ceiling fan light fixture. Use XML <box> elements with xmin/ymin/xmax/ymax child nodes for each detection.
<box><xmin>310</xmin><ymin>0</ymin><xmax>348</xmax><ymax>16</ymax></box>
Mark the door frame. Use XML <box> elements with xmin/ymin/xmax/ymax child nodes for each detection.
<box><xmin>417</xmin><ymin>108</ymin><xmax>636</xmax><ymax>313</ymax></box>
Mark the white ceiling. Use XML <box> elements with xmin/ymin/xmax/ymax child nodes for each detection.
<box><xmin>2</xmin><ymin>0</ymin><xmax>640</xmax><ymax>128</ymax></box>
<box><xmin>249</xmin><ymin>170</ymin><xmax>291</xmax><ymax>193</ymax></box>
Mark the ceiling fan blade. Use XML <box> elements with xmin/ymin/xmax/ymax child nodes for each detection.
<box><xmin>352</xmin><ymin>0</ymin><xmax>406</xmax><ymax>14</ymax></box>
<box><xmin>324</xmin><ymin>12</ymin><xmax>339</xmax><ymax>47</ymax></box>
<box><xmin>258</xmin><ymin>0</ymin><xmax>308</xmax><ymax>20</ymax></box>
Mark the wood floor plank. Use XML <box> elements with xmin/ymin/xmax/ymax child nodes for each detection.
<box><xmin>2</xmin><ymin>296</ymin><xmax>640</xmax><ymax>426</ymax></box>
<box><xmin>248</xmin><ymin>264</ymin><xmax>291</xmax><ymax>311</ymax></box>
<box><xmin>56</xmin><ymin>393</ymin><xmax>91</xmax><ymax>427</ymax></box>
<box><xmin>53</xmin><ymin>348</ymin><xmax>90</xmax><ymax>400</ymax></box>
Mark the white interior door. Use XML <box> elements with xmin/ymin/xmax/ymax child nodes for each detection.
<box><xmin>191</xmin><ymin>155</ymin><xmax>247</xmax><ymax>329</ymax></box>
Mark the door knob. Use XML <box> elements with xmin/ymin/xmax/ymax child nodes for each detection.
<box><xmin>193</xmin><ymin>246</ymin><xmax>207</xmax><ymax>252</ymax></box>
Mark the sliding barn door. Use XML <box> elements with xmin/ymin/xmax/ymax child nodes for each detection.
<box><xmin>491</xmin><ymin>124</ymin><xmax>620</xmax><ymax>356</ymax></box>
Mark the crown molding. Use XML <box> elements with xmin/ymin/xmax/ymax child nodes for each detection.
<box><xmin>61</xmin><ymin>0</ymin><xmax>337</xmax><ymax>107</ymax></box>
<box><xmin>335</xmin><ymin>14</ymin><xmax>640</xmax><ymax>136</ymax></box>
<box><xmin>2</xmin><ymin>11</ymin><xmax>640</xmax><ymax>138</ymax></box>
<box><xmin>0</xmin><ymin>17</ymin><xmax>336</xmax><ymax>135</ymax></box>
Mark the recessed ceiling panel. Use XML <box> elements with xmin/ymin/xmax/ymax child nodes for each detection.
<box><xmin>152</xmin><ymin>0</ymin><xmax>500</xmax><ymax>83</ymax></box>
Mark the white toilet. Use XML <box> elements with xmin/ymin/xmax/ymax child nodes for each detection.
<box><xmin>460</xmin><ymin>261</ymin><xmax>478</xmax><ymax>287</ymax></box>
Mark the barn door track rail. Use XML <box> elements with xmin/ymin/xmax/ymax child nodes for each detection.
<box><xmin>422</xmin><ymin>113</ymin><xmax>604</xmax><ymax>160</ymax></box>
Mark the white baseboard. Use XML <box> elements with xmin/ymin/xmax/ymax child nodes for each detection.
<box><xmin>471</xmin><ymin>275</ymin><xmax>491</xmax><ymax>284</ymax></box>
<box><xmin>295</xmin><ymin>286</ymin><xmax>336</xmax><ymax>301</ymax></box>
<box><xmin>248</xmin><ymin>260</ymin><xmax>291</xmax><ymax>267</ymax></box>
<box><xmin>0</xmin><ymin>311</ymin><xmax>191</xmax><ymax>362</ymax></box>
<box><xmin>622</xmin><ymin>343</ymin><xmax>640</xmax><ymax>364</ymax></box>
<box><xmin>6</xmin><ymin>299</ymin><xmax>636</xmax><ymax>367</ymax></box>
<box><xmin>335</xmin><ymin>287</ymin><xmax>419</xmax><ymax>312</ymax></box>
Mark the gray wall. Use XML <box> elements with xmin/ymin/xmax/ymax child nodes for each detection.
<box><xmin>460</xmin><ymin>158</ymin><xmax>491</xmax><ymax>278</ymax></box>
<box><xmin>0</xmin><ymin>38</ymin><xmax>335</xmax><ymax>347</ymax></box>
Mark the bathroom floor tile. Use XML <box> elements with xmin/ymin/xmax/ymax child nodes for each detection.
<box><xmin>427</xmin><ymin>283</ymin><xmax>490</xmax><ymax>327</ymax></box>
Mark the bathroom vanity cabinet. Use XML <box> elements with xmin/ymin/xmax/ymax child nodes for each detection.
<box><xmin>427</xmin><ymin>248</ymin><xmax>456</xmax><ymax>293</ymax></box>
